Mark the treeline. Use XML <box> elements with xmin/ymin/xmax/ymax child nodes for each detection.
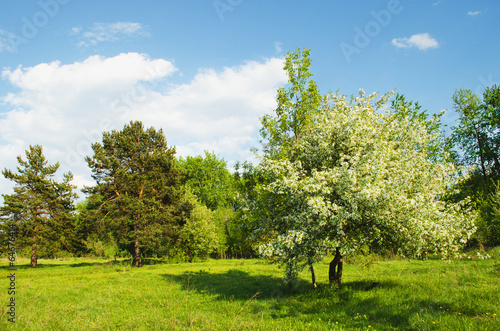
<box><xmin>1</xmin><ymin>49</ymin><xmax>499</xmax><ymax>272</ymax></box>
<box><xmin>449</xmin><ymin>87</ymin><xmax>500</xmax><ymax>248</ymax></box>
<box><xmin>0</xmin><ymin>130</ymin><xmax>257</xmax><ymax>267</ymax></box>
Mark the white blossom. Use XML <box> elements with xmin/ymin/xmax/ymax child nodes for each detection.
<box><xmin>255</xmin><ymin>90</ymin><xmax>476</xmax><ymax>282</ymax></box>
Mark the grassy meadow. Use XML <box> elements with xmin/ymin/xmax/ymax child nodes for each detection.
<box><xmin>1</xmin><ymin>250</ymin><xmax>499</xmax><ymax>330</ymax></box>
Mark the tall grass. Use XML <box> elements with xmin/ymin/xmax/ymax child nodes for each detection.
<box><xmin>1</xmin><ymin>250</ymin><xmax>499</xmax><ymax>330</ymax></box>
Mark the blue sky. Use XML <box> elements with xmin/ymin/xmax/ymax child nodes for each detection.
<box><xmin>0</xmin><ymin>0</ymin><xmax>499</xmax><ymax>198</ymax></box>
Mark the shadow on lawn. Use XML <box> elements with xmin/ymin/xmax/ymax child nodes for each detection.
<box><xmin>163</xmin><ymin>268</ymin><xmax>401</xmax><ymax>299</ymax></box>
<box><xmin>163</xmin><ymin>269</ymin><xmax>293</xmax><ymax>301</ymax></box>
<box><xmin>0</xmin><ymin>259</ymin><xmax>134</xmax><ymax>269</ymax></box>
<box><xmin>0</xmin><ymin>257</ymin><xmax>172</xmax><ymax>269</ymax></box>
<box><xmin>162</xmin><ymin>269</ymin><xmax>471</xmax><ymax>329</ymax></box>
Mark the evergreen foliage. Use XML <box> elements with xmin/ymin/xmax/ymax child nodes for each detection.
<box><xmin>84</xmin><ymin>121</ymin><xmax>192</xmax><ymax>266</ymax></box>
<box><xmin>1</xmin><ymin>145</ymin><xmax>77</xmax><ymax>267</ymax></box>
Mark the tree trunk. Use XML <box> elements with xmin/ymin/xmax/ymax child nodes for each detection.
<box><xmin>132</xmin><ymin>238</ymin><xmax>142</xmax><ymax>267</ymax></box>
<box><xmin>309</xmin><ymin>261</ymin><xmax>318</xmax><ymax>290</ymax></box>
<box><xmin>475</xmin><ymin>129</ymin><xmax>488</xmax><ymax>180</ymax></box>
<box><xmin>31</xmin><ymin>242</ymin><xmax>38</xmax><ymax>268</ymax></box>
<box><xmin>329</xmin><ymin>247</ymin><xmax>343</xmax><ymax>287</ymax></box>
<box><xmin>492</xmin><ymin>153</ymin><xmax>500</xmax><ymax>177</ymax></box>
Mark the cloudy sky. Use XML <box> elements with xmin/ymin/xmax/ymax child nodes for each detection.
<box><xmin>0</xmin><ymin>0</ymin><xmax>499</xmax><ymax>200</ymax></box>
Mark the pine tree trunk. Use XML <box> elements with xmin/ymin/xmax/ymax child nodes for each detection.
<box><xmin>132</xmin><ymin>238</ymin><xmax>142</xmax><ymax>267</ymax></box>
<box><xmin>309</xmin><ymin>262</ymin><xmax>318</xmax><ymax>290</ymax></box>
<box><xmin>329</xmin><ymin>247</ymin><xmax>343</xmax><ymax>287</ymax></box>
<box><xmin>31</xmin><ymin>242</ymin><xmax>38</xmax><ymax>268</ymax></box>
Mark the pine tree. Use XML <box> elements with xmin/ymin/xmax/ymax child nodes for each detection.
<box><xmin>84</xmin><ymin>121</ymin><xmax>191</xmax><ymax>266</ymax></box>
<box><xmin>1</xmin><ymin>145</ymin><xmax>77</xmax><ymax>268</ymax></box>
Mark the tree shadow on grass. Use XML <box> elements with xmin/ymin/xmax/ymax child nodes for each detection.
<box><xmin>0</xmin><ymin>259</ymin><xmax>133</xmax><ymax>269</ymax></box>
<box><xmin>163</xmin><ymin>269</ymin><xmax>297</xmax><ymax>302</ymax></box>
<box><xmin>162</xmin><ymin>269</ymin><xmax>479</xmax><ymax>329</ymax></box>
<box><xmin>164</xmin><ymin>269</ymin><xmax>401</xmax><ymax>301</ymax></box>
<box><xmin>0</xmin><ymin>256</ymin><xmax>194</xmax><ymax>269</ymax></box>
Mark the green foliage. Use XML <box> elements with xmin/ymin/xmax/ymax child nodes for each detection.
<box><xmin>178</xmin><ymin>151</ymin><xmax>236</xmax><ymax>210</ymax></box>
<box><xmin>475</xmin><ymin>181</ymin><xmax>500</xmax><ymax>246</ymax></box>
<box><xmin>178</xmin><ymin>191</ymin><xmax>219</xmax><ymax>260</ymax></box>
<box><xmin>231</xmin><ymin>160</ymin><xmax>272</xmax><ymax>257</ymax></box>
<box><xmin>225</xmin><ymin>211</ymin><xmax>256</xmax><ymax>258</ymax></box>
<box><xmin>490</xmin><ymin>184</ymin><xmax>500</xmax><ymax>233</ymax></box>
<box><xmin>260</xmin><ymin>48</ymin><xmax>322</xmax><ymax>160</ymax></box>
<box><xmin>71</xmin><ymin>197</ymin><xmax>100</xmax><ymax>255</ymax></box>
<box><xmin>0</xmin><ymin>145</ymin><xmax>77</xmax><ymax>266</ymax></box>
<box><xmin>451</xmin><ymin>86</ymin><xmax>500</xmax><ymax>178</ymax></box>
<box><xmin>450</xmin><ymin>85</ymin><xmax>500</xmax><ymax>246</ymax></box>
<box><xmin>84</xmin><ymin>121</ymin><xmax>192</xmax><ymax>266</ymax></box>
<box><xmin>211</xmin><ymin>206</ymin><xmax>233</xmax><ymax>257</ymax></box>
<box><xmin>254</xmin><ymin>50</ymin><xmax>475</xmax><ymax>285</ymax></box>
<box><xmin>177</xmin><ymin>151</ymin><xmax>258</xmax><ymax>258</ymax></box>
<box><xmin>390</xmin><ymin>93</ymin><xmax>452</xmax><ymax>162</ymax></box>
<box><xmin>343</xmin><ymin>244</ymin><xmax>381</xmax><ymax>268</ymax></box>
<box><xmin>83</xmin><ymin>232</ymin><xmax>128</xmax><ymax>259</ymax></box>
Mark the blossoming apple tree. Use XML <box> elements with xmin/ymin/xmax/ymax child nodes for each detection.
<box><xmin>254</xmin><ymin>49</ymin><xmax>476</xmax><ymax>289</ymax></box>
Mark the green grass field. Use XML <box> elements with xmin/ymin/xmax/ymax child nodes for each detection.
<box><xmin>1</xmin><ymin>251</ymin><xmax>499</xmax><ymax>330</ymax></box>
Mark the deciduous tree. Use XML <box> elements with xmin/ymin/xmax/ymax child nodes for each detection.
<box><xmin>451</xmin><ymin>86</ymin><xmax>500</xmax><ymax>179</ymax></box>
<box><xmin>178</xmin><ymin>191</ymin><xmax>219</xmax><ymax>260</ymax></box>
<box><xmin>450</xmin><ymin>85</ymin><xmax>500</xmax><ymax>246</ymax></box>
<box><xmin>254</xmin><ymin>50</ymin><xmax>476</xmax><ymax>289</ymax></box>
<box><xmin>260</xmin><ymin>48</ymin><xmax>322</xmax><ymax>161</ymax></box>
<box><xmin>178</xmin><ymin>151</ymin><xmax>235</xmax><ymax>211</ymax></box>
<box><xmin>178</xmin><ymin>151</ymin><xmax>237</xmax><ymax>257</ymax></box>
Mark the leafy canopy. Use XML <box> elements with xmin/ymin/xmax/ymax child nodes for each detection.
<box><xmin>451</xmin><ymin>85</ymin><xmax>500</xmax><ymax>179</ymax></box>
<box><xmin>178</xmin><ymin>151</ymin><xmax>235</xmax><ymax>210</ymax></box>
<box><xmin>253</xmin><ymin>50</ymin><xmax>476</xmax><ymax>283</ymax></box>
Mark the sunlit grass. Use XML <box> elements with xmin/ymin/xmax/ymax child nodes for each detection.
<box><xmin>0</xmin><ymin>252</ymin><xmax>499</xmax><ymax>330</ymax></box>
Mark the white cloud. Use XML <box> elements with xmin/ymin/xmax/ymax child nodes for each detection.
<box><xmin>72</xmin><ymin>22</ymin><xmax>149</xmax><ymax>47</ymax></box>
<box><xmin>0</xmin><ymin>53</ymin><xmax>287</xmax><ymax>198</ymax></box>
<box><xmin>391</xmin><ymin>33</ymin><xmax>439</xmax><ymax>50</ymax></box>
<box><xmin>274</xmin><ymin>41</ymin><xmax>283</xmax><ymax>54</ymax></box>
<box><xmin>70</xmin><ymin>26</ymin><xmax>81</xmax><ymax>35</ymax></box>
<box><xmin>467</xmin><ymin>11</ymin><xmax>481</xmax><ymax>16</ymax></box>
<box><xmin>0</xmin><ymin>30</ymin><xmax>19</xmax><ymax>53</ymax></box>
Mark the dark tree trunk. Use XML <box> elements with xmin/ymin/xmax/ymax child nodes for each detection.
<box><xmin>31</xmin><ymin>242</ymin><xmax>38</xmax><ymax>268</ymax></box>
<box><xmin>475</xmin><ymin>130</ymin><xmax>488</xmax><ymax>180</ymax></box>
<box><xmin>309</xmin><ymin>262</ymin><xmax>318</xmax><ymax>290</ymax></box>
<box><xmin>329</xmin><ymin>247</ymin><xmax>343</xmax><ymax>287</ymax></box>
<box><xmin>132</xmin><ymin>238</ymin><xmax>142</xmax><ymax>267</ymax></box>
